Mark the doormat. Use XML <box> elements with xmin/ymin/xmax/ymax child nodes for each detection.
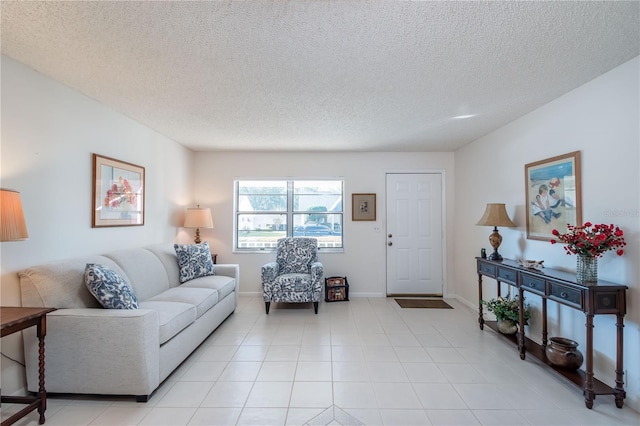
<box><xmin>395</xmin><ymin>299</ymin><xmax>453</xmax><ymax>309</ymax></box>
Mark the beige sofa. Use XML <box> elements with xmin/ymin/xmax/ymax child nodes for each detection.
<box><xmin>19</xmin><ymin>243</ymin><xmax>239</xmax><ymax>401</ymax></box>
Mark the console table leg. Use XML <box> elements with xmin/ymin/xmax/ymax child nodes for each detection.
<box><xmin>478</xmin><ymin>274</ymin><xmax>484</xmax><ymax>330</ymax></box>
<box><xmin>541</xmin><ymin>298</ymin><xmax>548</xmax><ymax>350</ymax></box>
<box><xmin>517</xmin><ymin>287</ymin><xmax>526</xmax><ymax>360</ymax></box>
<box><xmin>614</xmin><ymin>313</ymin><xmax>626</xmax><ymax>408</ymax></box>
<box><xmin>584</xmin><ymin>313</ymin><xmax>595</xmax><ymax>409</ymax></box>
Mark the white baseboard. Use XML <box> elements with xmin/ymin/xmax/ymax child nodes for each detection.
<box><xmin>348</xmin><ymin>292</ymin><xmax>385</xmax><ymax>298</ymax></box>
<box><xmin>238</xmin><ymin>291</ymin><xmax>262</xmax><ymax>296</ymax></box>
<box><xmin>450</xmin><ymin>294</ymin><xmax>477</xmax><ymax>311</ymax></box>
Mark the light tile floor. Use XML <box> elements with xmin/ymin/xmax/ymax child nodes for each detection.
<box><xmin>3</xmin><ymin>296</ymin><xmax>639</xmax><ymax>425</ymax></box>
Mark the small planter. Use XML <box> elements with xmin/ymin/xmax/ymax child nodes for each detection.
<box><xmin>483</xmin><ymin>295</ymin><xmax>530</xmax><ymax>333</ymax></box>
<box><xmin>496</xmin><ymin>319</ymin><xmax>518</xmax><ymax>335</ymax></box>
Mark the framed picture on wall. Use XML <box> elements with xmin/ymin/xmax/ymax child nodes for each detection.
<box><xmin>525</xmin><ymin>151</ymin><xmax>581</xmax><ymax>240</ymax></box>
<box><xmin>352</xmin><ymin>193</ymin><xmax>376</xmax><ymax>221</ymax></box>
<box><xmin>92</xmin><ymin>154</ymin><xmax>145</xmax><ymax>227</ymax></box>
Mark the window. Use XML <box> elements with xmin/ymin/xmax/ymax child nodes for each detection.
<box><xmin>235</xmin><ymin>179</ymin><xmax>343</xmax><ymax>251</ymax></box>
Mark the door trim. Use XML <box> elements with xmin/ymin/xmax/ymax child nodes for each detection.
<box><xmin>384</xmin><ymin>170</ymin><xmax>448</xmax><ymax>297</ymax></box>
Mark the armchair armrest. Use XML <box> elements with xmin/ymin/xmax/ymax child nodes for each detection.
<box><xmin>311</xmin><ymin>262</ymin><xmax>324</xmax><ymax>293</ymax></box>
<box><xmin>261</xmin><ymin>262</ymin><xmax>279</xmax><ymax>282</ymax></box>
<box><xmin>23</xmin><ymin>308</ymin><xmax>160</xmax><ymax>397</ymax></box>
<box><xmin>261</xmin><ymin>262</ymin><xmax>279</xmax><ymax>301</ymax></box>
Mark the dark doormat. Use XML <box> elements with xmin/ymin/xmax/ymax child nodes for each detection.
<box><xmin>395</xmin><ymin>299</ymin><xmax>454</xmax><ymax>309</ymax></box>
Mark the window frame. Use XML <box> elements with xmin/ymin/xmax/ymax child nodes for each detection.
<box><xmin>233</xmin><ymin>178</ymin><xmax>344</xmax><ymax>253</ymax></box>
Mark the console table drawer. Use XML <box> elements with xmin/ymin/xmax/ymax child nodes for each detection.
<box><xmin>550</xmin><ymin>283</ymin><xmax>583</xmax><ymax>308</ymax></box>
<box><xmin>521</xmin><ymin>275</ymin><xmax>545</xmax><ymax>294</ymax></box>
<box><xmin>478</xmin><ymin>262</ymin><xmax>496</xmax><ymax>277</ymax></box>
<box><xmin>497</xmin><ymin>267</ymin><xmax>517</xmax><ymax>284</ymax></box>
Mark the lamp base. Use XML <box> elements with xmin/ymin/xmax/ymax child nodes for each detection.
<box><xmin>194</xmin><ymin>228</ymin><xmax>201</xmax><ymax>244</ymax></box>
<box><xmin>488</xmin><ymin>250</ymin><xmax>503</xmax><ymax>261</ymax></box>
<box><xmin>488</xmin><ymin>226</ymin><xmax>503</xmax><ymax>261</ymax></box>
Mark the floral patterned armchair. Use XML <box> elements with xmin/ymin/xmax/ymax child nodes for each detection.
<box><xmin>261</xmin><ymin>237</ymin><xmax>324</xmax><ymax>314</ymax></box>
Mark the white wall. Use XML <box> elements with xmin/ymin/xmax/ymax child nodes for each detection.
<box><xmin>192</xmin><ymin>152</ymin><xmax>455</xmax><ymax>298</ymax></box>
<box><xmin>454</xmin><ymin>57</ymin><xmax>640</xmax><ymax>411</ymax></box>
<box><xmin>0</xmin><ymin>56</ymin><xmax>195</xmax><ymax>394</ymax></box>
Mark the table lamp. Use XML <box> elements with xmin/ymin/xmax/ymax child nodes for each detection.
<box><xmin>1</xmin><ymin>188</ymin><xmax>29</xmax><ymax>241</ymax></box>
<box><xmin>184</xmin><ymin>205</ymin><xmax>213</xmax><ymax>244</ymax></box>
<box><xmin>476</xmin><ymin>203</ymin><xmax>515</xmax><ymax>261</ymax></box>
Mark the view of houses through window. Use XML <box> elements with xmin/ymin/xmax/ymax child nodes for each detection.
<box><xmin>234</xmin><ymin>179</ymin><xmax>343</xmax><ymax>251</ymax></box>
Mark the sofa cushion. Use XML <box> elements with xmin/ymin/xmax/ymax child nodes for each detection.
<box><xmin>84</xmin><ymin>263</ymin><xmax>138</xmax><ymax>309</ymax></box>
<box><xmin>138</xmin><ymin>301</ymin><xmax>196</xmax><ymax>344</ymax></box>
<box><xmin>174</xmin><ymin>242</ymin><xmax>215</xmax><ymax>283</ymax></box>
<box><xmin>181</xmin><ymin>275</ymin><xmax>236</xmax><ymax>301</ymax></box>
<box><xmin>148</xmin><ymin>287</ymin><xmax>218</xmax><ymax>319</ymax></box>
<box><xmin>104</xmin><ymin>248</ymin><xmax>170</xmax><ymax>301</ymax></box>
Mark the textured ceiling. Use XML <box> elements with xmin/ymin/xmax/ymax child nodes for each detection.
<box><xmin>1</xmin><ymin>1</ymin><xmax>639</xmax><ymax>152</ymax></box>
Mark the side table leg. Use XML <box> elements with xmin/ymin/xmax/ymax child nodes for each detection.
<box><xmin>614</xmin><ymin>313</ymin><xmax>626</xmax><ymax>408</ymax></box>
<box><xmin>584</xmin><ymin>313</ymin><xmax>595</xmax><ymax>409</ymax></box>
<box><xmin>37</xmin><ymin>316</ymin><xmax>47</xmax><ymax>424</ymax></box>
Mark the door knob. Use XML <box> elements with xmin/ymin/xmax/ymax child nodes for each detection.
<box><xmin>388</xmin><ymin>234</ymin><xmax>392</xmax><ymax>238</ymax></box>
<box><xmin>388</xmin><ymin>241</ymin><xmax>393</xmax><ymax>246</ymax></box>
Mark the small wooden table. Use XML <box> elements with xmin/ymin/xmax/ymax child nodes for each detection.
<box><xmin>1</xmin><ymin>307</ymin><xmax>56</xmax><ymax>425</ymax></box>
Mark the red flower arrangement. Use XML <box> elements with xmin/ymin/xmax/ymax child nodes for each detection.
<box><xmin>551</xmin><ymin>222</ymin><xmax>626</xmax><ymax>257</ymax></box>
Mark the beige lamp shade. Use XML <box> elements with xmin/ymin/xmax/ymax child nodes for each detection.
<box><xmin>184</xmin><ymin>206</ymin><xmax>214</xmax><ymax>229</ymax></box>
<box><xmin>1</xmin><ymin>189</ymin><xmax>29</xmax><ymax>241</ymax></box>
<box><xmin>184</xmin><ymin>205</ymin><xmax>213</xmax><ymax>244</ymax></box>
<box><xmin>476</xmin><ymin>203</ymin><xmax>514</xmax><ymax>261</ymax></box>
<box><xmin>476</xmin><ymin>203</ymin><xmax>516</xmax><ymax>227</ymax></box>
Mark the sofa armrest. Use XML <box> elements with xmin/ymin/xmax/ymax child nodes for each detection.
<box><xmin>311</xmin><ymin>262</ymin><xmax>324</xmax><ymax>291</ymax></box>
<box><xmin>213</xmin><ymin>263</ymin><xmax>240</xmax><ymax>280</ymax></box>
<box><xmin>23</xmin><ymin>308</ymin><xmax>160</xmax><ymax>397</ymax></box>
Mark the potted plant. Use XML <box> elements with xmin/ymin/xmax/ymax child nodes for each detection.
<box><xmin>483</xmin><ymin>294</ymin><xmax>530</xmax><ymax>334</ymax></box>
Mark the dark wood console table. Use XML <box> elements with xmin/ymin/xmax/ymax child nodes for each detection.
<box><xmin>1</xmin><ymin>307</ymin><xmax>56</xmax><ymax>425</ymax></box>
<box><xmin>476</xmin><ymin>258</ymin><xmax>627</xmax><ymax>409</ymax></box>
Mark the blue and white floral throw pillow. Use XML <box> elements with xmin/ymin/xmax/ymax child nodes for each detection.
<box><xmin>174</xmin><ymin>242</ymin><xmax>216</xmax><ymax>283</ymax></box>
<box><xmin>84</xmin><ymin>263</ymin><xmax>138</xmax><ymax>309</ymax></box>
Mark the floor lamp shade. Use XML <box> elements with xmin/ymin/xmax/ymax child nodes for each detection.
<box><xmin>184</xmin><ymin>205</ymin><xmax>213</xmax><ymax>244</ymax></box>
<box><xmin>476</xmin><ymin>203</ymin><xmax>515</xmax><ymax>261</ymax></box>
<box><xmin>1</xmin><ymin>189</ymin><xmax>29</xmax><ymax>241</ymax></box>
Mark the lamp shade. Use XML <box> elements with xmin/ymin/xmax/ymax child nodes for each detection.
<box><xmin>184</xmin><ymin>206</ymin><xmax>214</xmax><ymax>229</ymax></box>
<box><xmin>476</xmin><ymin>203</ymin><xmax>515</xmax><ymax>227</ymax></box>
<box><xmin>1</xmin><ymin>189</ymin><xmax>29</xmax><ymax>241</ymax></box>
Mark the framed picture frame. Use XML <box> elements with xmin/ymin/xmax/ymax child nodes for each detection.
<box><xmin>352</xmin><ymin>193</ymin><xmax>376</xmax><ymax>221</ymax></box>
<box><xmin>525</xmin><ymin>151</ymin><xmax>581</xmax><ymax>241</ymax></box>
<box><xmin>92</xmin><ymin>154</ymin><xmax>145</xmax><ymax>227</ymax></box>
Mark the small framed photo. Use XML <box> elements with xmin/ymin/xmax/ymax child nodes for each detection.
<box><xmin>92</xmin><ymin>154</ymin><xmax>145</xmax><ymax>227</ymax></box>
<box><xmin>525</xmin><ymin>151</ymin><xmax>581</xmax><ymax>240</ymax></box>
<box><xmin>352</xmin><ymin>193</ymin><xmax>376</xmax><ymax>221</ymax></box>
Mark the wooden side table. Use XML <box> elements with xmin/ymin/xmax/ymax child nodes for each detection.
<box><xmin>1</xmin><ymin>307</ymin><xmax>56</xmax><ymax>425</ymax></box>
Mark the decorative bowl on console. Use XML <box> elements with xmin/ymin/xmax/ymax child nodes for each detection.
<box><xmin>517</xmin><ymin>259</ymin><xmax>544</xmax><ymax>270</ymax></box>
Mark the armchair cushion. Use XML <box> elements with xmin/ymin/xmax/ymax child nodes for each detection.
<box><xmin>277</xmin><ymin>238</ymin><xmax>317</xmax><ymax>274</ymax></box>
<box><xmin>275</xmin><ymin>273</ymin><xmax>313</xmax><ymax>292</ymax></box>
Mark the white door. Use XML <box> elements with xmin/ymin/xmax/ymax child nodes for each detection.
<box><xmin>386</xmin><ymin>173</ymin><xmax>443</xmax><ymax>296</ymax></box>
